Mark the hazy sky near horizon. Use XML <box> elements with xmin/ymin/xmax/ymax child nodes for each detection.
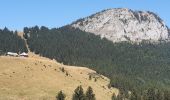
<box><xmin>0</xmin><ymin>0</ymin><xmax>169</xmax><ymax>30</ymax></box>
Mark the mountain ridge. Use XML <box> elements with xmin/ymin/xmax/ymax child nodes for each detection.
<box><xmin>72</xmin><ymin>8</ymin><xmax>169</xmax><ymax>43</ymax></box>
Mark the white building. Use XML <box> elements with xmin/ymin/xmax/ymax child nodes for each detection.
<box><xmin>7</xmin><ymin>52</ymin><xmax>18</xmax><ymax>57</ymax></box>
<box><xmin>20</xmin><ymin>52</ymin><xmax>28</xmax><ymax>57</ymax></box>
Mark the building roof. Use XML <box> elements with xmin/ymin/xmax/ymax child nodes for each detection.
<box><xmin>7</xmin><ymin>52</ymin><xmax>18</xmax><ymax>56</ymax></box>
<box><xmin>20</xmin><ymin>52</ymin><xmax>28</xmax><ymax>56</ymax></box>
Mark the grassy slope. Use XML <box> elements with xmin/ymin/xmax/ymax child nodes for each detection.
<box><xmin>0</xmin><ymin>53</ymin><xmax>118</xmax><ymax>100</ymax></box>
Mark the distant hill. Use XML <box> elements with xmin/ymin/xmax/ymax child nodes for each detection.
<box><xmin>0</xmin><ymin>53</ymin><xmax>118</xmax><ymax>100</ymax></box>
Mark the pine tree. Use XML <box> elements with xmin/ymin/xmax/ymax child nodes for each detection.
<box><xmin>72</xmin><ymin>85</ymin><xmax>85</xmax><ymax>100</ymax></box>
<box><xmin>146</xmin><ymin>88</ymin><xmax>155</xmax><ymax>100</ymax></box>
<box><xmin>130</xmin><ymin>90</ymin><xmax>138</xmax><ymax>100</ymax></box>
<box><xmin>89</xmin><ymin>75</ymin><xmax>92</xmax><ymax>80</ymax></box>
<box><xmin>23</xmin><ymin>27</ymin><xmax>29</xmax><ymax>39</ymax></box>
<box><xmin>56</xmin><ymin>91</ymin><xmax>66</xmax><ymax>100</ymax></box>
<box><xmin>116</xmin><ymin>91</ymin><xmax>125</xmax><ymax>100</ymax></box>
<box><xmin>85</xmin><ymin>86</ymin><xmax>96</xmax><ymax>100</ymax></box>
<box><xmin>155</xmin><ymin>89</ymin><xmax>163</xmax><ymax>100</ymax></box>
<box><xmin>112</xmin><ymin>93</ymin><xmax>117</xmax><ymax>100</ymax></box>
<box><xmin>164</xmin><ymin>90</ymin><xmax>170</xmax><ymax>100</ymax></box>
<box><xmin>24</xmin><ymin>27</ymin><xmax>29</xmax><ymax>34</ymax></box>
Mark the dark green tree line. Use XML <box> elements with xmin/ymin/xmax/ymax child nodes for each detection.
<box><xmin>0</xmin><ymin>27</ymin><xmax>27</xmax><ymax>54</ymax></box>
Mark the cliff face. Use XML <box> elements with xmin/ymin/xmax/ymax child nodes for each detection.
<box><xmin>72</xmin><ymin>8</ymin><xmax>169</xmax><ymax>43</ymax></box>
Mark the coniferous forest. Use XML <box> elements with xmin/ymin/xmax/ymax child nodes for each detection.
<box><xmin>23</xmin><ymin>25</ymin><xmax>170</xmax><ymax>93</ymax></box>
<box><xmin>0</xmin><ymin>27</ymin><xmax>27</xmax><ymax>55</ymax></box>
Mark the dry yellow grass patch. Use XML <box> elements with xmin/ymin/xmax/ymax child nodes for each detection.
<box><xmin>17</xmin><ymin>32</ymin><xmax>24</xmax><ymax>39</ymax></box>
<box><xmin>0</xmin><ymin>54</ymin><xmax>118</xmax><ymax>100</ymax></box>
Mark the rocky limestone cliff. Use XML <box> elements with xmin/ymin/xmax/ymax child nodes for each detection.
<box><xmin>72</xmin><ymin>8</ymin><xmax>169</xmax><ymax>43</ymax></box>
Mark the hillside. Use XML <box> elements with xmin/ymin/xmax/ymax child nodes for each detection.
<box><xmin>0</xmin><ymin>53</ymin><xmax>118</xmax><ymax>100</ymax></box>
<box><xmin>23</xmin><ymin>26</ymin><xmax>170</xmax><ymax>92</ymax></box>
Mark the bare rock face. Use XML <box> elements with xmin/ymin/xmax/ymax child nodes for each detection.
<box><xmin>72</xmin><ymin>8</ymin><xmax>169</xmax><ymax>43</ymax></box>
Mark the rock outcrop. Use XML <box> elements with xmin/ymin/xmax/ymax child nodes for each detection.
<box><xmin>72</xmin><ymin>8</ymin><xmax>169</xmax><ymax>43</ymax></box>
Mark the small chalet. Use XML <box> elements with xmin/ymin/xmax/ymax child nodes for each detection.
<box><xmin>20</xmin><ymin>52</ymin><xmax>28</xmax><ymax>57</ymax></box>
<box><xmin>7</xmin><ymin>52</ymin><xmax>18</xmax><ymax>57</ymax></box>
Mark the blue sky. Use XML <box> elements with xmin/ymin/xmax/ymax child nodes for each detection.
<box><xmin>0</xmin><ymin>0</ymin><xmax>169</xmax><ymax>31</ymax></box>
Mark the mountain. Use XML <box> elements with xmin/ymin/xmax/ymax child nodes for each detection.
<box><xmin>72</xmin><ymin>8</ymin><xmax>169</xmax><ymax>43</ymax></box>
<box><xmin>1</xmin><ymin>8</ymin><xmax>170</xmax><ymax>99</ymax></box>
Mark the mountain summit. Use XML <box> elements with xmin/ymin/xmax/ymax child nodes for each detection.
<box><xmin>72</xmin><ymin>8</ymin><xmax>169</xmax><ymax>43</ymax></box>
